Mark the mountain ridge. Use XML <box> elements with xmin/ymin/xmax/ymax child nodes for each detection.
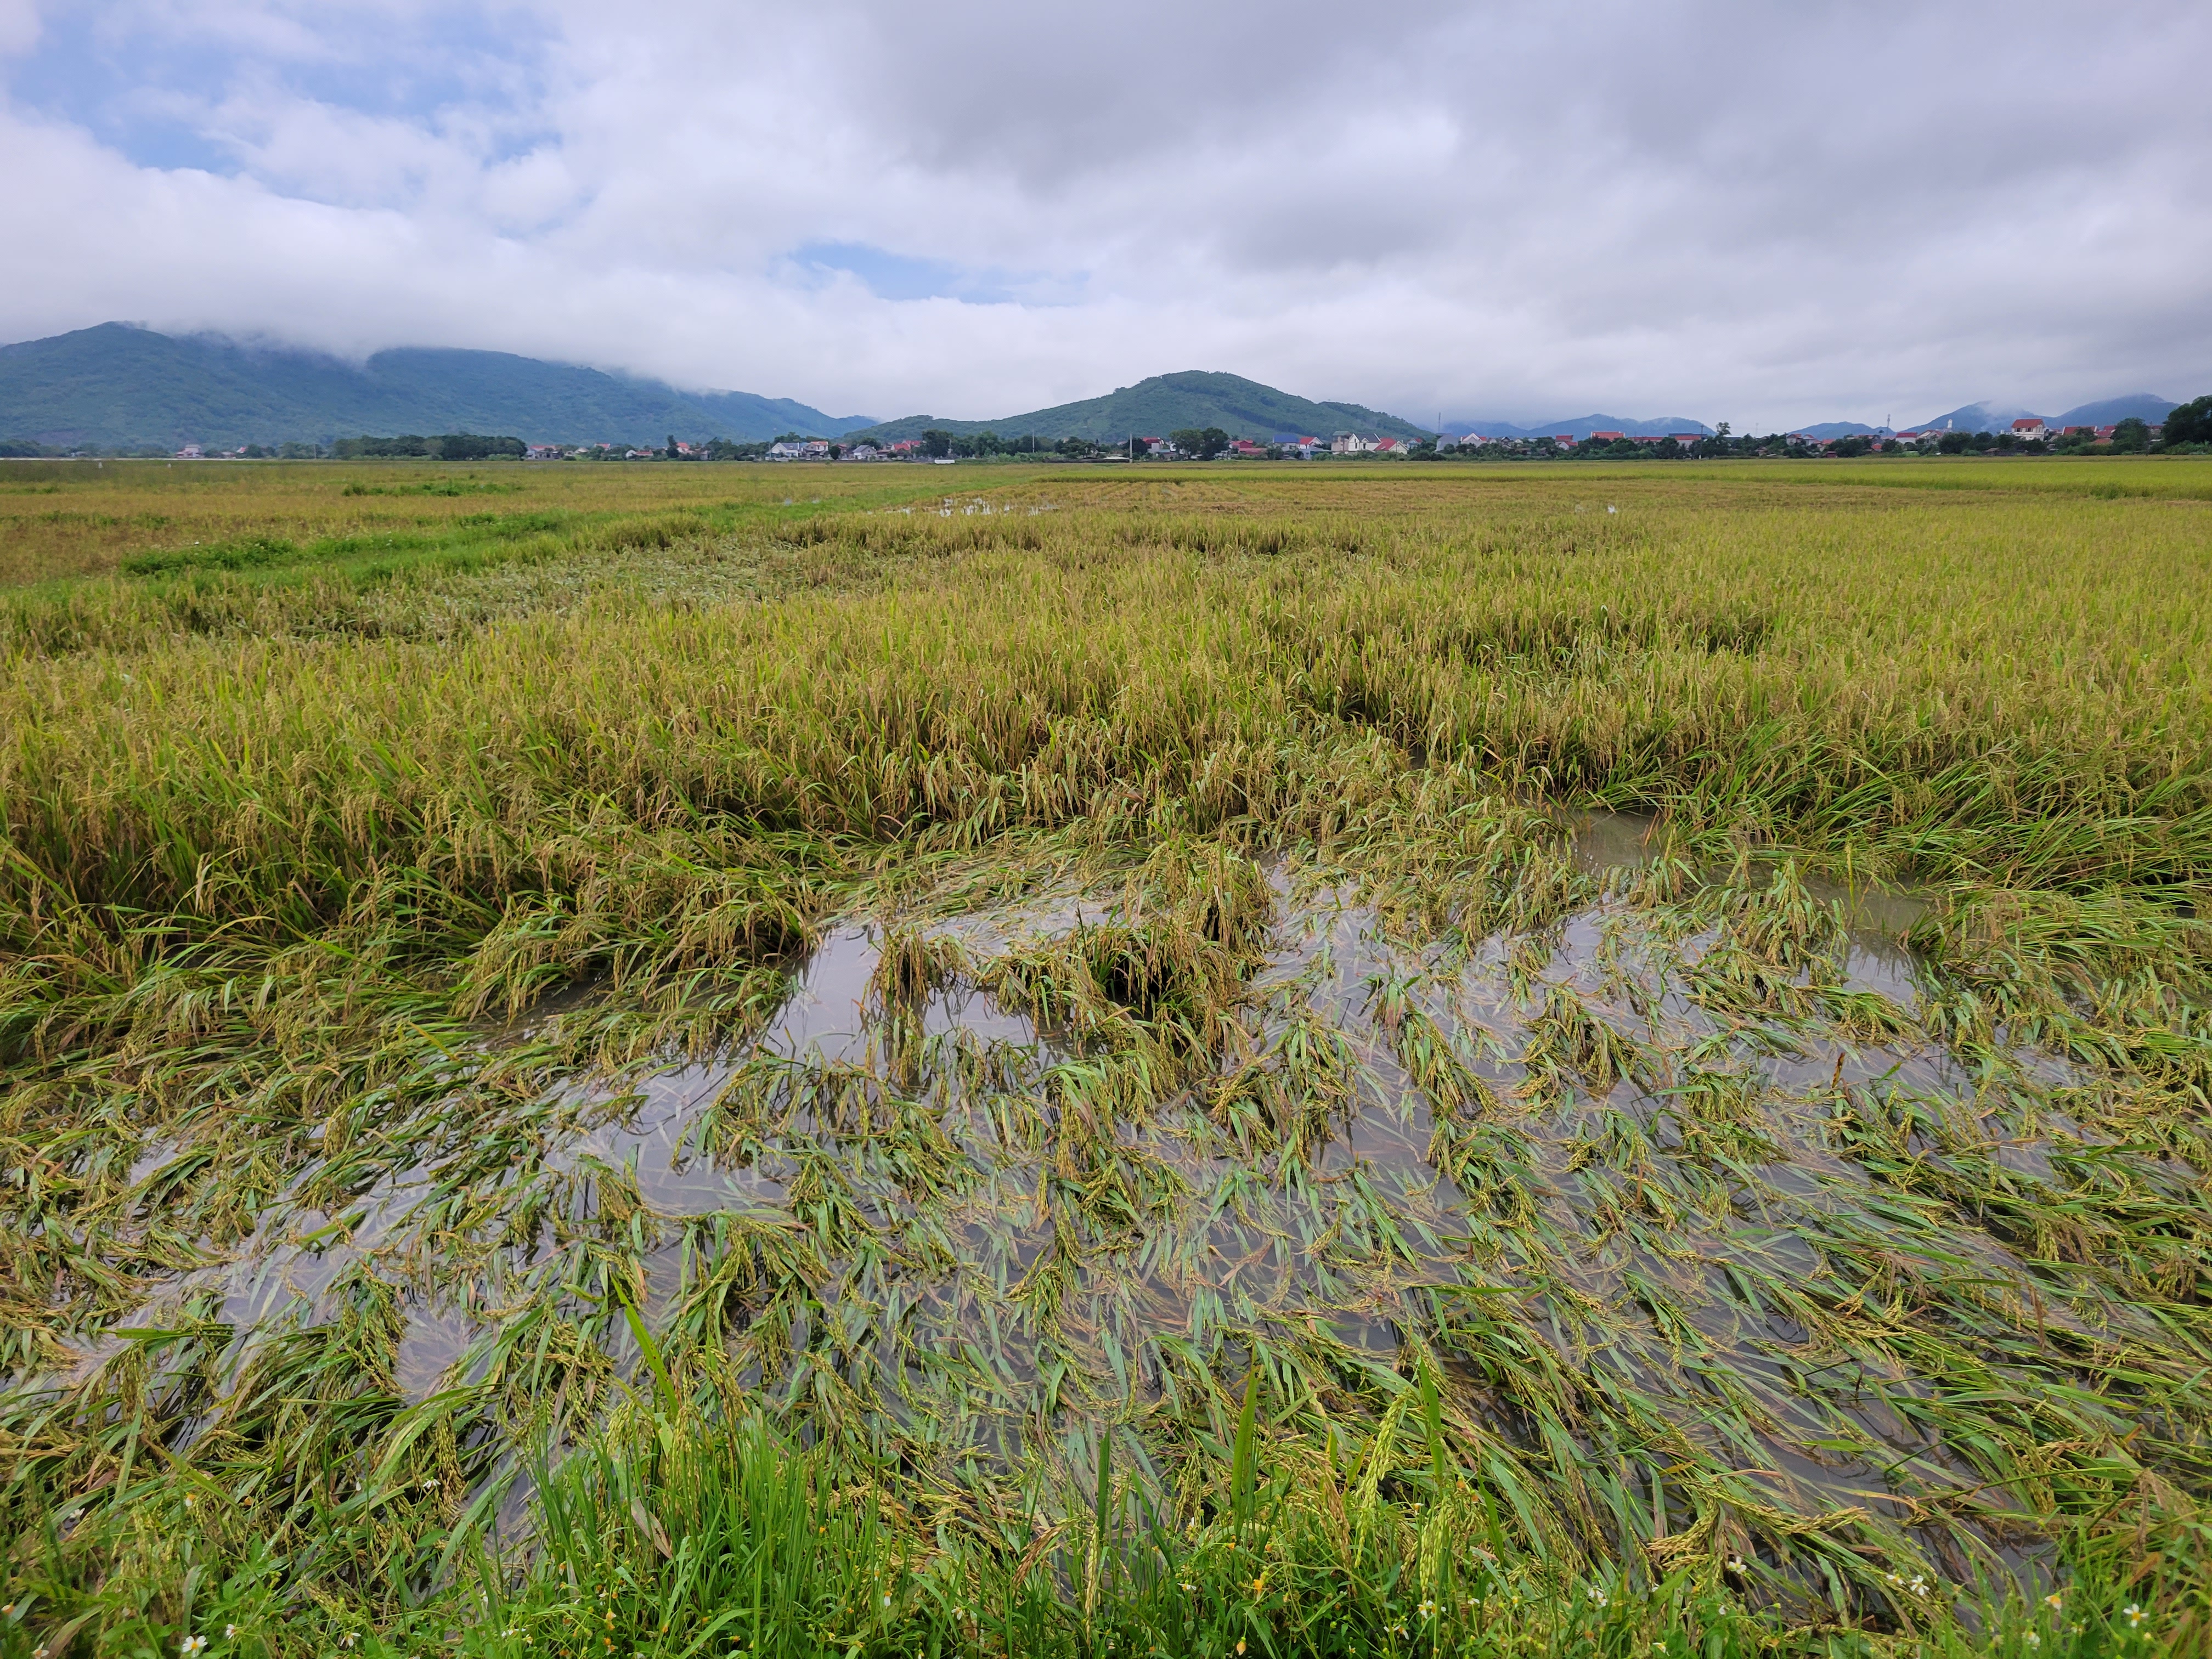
<box><xmin>1910</xmin><ymin>394</ymin><xmax>2175</xmax><ymax>433</ymax></box>
<box><xmin>1441</xmin><ymin>414</ymin><xmax>1713</xmax><ymax>441</ymax></box>
<box><xmin>842</xmin><ymin>371</ymin><xmax>1432</xmax><ymax>445</ymax></box>
<box><xmin>0</xmin><ymin>324</ymin><xmax>872</xmax><ymax>449</ymax></box>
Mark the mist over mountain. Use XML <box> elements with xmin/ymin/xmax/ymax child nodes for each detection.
<box><xmin>0</xmin><ymin>324</ymin><xmax>872</xmax><ymax>450</ymax></box>
<box><xmin>2</xmin><ymin>324</ymin><xmax>2193</xmax><ymax>456</ymax></box>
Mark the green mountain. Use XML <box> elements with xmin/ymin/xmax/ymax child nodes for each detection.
<box><xmin>843</xmin><ymin>370</ymin><xmax>1433</xmax><ymax>445</ymax></box>
<box><xmin>0</xmin><ymin>324</ymin><xmax>872</xmax><ymax>450</ymax></box>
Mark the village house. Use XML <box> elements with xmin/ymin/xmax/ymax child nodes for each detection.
<box><xmin>2011</xmin><ymin>418</ymin><xmax>2050</xmax><ymax>442</ymax></box>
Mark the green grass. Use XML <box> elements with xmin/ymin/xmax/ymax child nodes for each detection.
<box><xmin>2</xmin><ymin>461</ymin><xmax>2210</xmax><ymax>1656</ymax></box>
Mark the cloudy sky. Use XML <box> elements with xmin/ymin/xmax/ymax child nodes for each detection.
<box><xmin>1</xmin><ymin>1</ymin><xmax>2205</xmax><ymax>430</ymax></box>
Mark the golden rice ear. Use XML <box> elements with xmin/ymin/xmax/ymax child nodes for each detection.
<box><xmin>863</xmin><ymin>927</ymin><xmax>967</xmax><ymax>1012</ymax></box>
<box><xmin>1128</xmin><ymin>836</ymin><xmax>1275</xmax><ymax>952</ymax></box>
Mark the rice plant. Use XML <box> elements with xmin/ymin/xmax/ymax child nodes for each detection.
<box><xmin>2</xmin><ymin>460</ymin><xmax>2209</xmax><ymax>1655</ymax></box>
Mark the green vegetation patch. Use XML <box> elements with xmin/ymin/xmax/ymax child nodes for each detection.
<box><xmin>341</xmin><ymin>477</ymin><xmax>527</xmax><ymax>497</ymax></box>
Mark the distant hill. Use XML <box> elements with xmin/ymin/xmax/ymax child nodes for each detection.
<box><xmin>842</xmin><ymin>371</ymin><xmax>1432</xmax><ymax>445</ymax></box>
<box><xmin>1792</xmin><ymin>421</ymin><xmax>1887</xmax><ymax>441</ymax></box>
<box><xmin>2053</xmin><ymin>393</ymin><xmax>2176</xmax><ymax>427</ymax></box>
<box><xmin>1911</xmin><ymin>400</ymin><xmax>2046</xmax><ymax>434</ymax></box>
<box><xmin>0</xmin><ymin>323</ymin><xmax>872</xmax><ymax>450</ymax></box>
<box><xmin>1442</xmin><ymin>414</ymin><xmax>1712</xmax><ymax>441</ymax></box>
<box><xmin>1909</xmin><ymin>396</ymin><xmax>2184</xmax><ymax>435</ymax></box>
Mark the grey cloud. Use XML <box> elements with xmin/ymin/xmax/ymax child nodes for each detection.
<box><xmin>0</xmin><ymin>1</ymin><xmax>2205</xmax><ymax>430</ymax></box>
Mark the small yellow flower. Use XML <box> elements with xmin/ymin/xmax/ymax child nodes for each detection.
<box><xmin>2124</xmin><ymin>1604</ymin><xmax>2145</xmax><ymax>1629</ymax></box>
<box><xmin>1235</xmin><ymin>1643</ymin><xmax>1246</xmax><ymax>1656</ymax></box>
<box><xmin>2045</xmin><ymin>1594</ymin><xmax>2064</xmax><ymax>1612</ymax></box>
<box><xmin>181</xmin><ymin>1640</ymin><xmax>207</xmax><ymax>1657</ymax></box>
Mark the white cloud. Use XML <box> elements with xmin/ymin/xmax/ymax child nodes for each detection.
<box><xmin>1</xmin><ymin>0</ymin><xmax>2207</xmax><ymax>428</ymax></box>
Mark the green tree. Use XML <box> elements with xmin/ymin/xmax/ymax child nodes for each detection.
<box><xmin>2111</xmin><ymin>417</ymin><xmax>2150</xmax><ymax>453</ymax></box>
<box><xmin>2159</xmin><ymin>396</ymin><xmax>2212</xmax><ymax>446</ymax></box>
<box><xmin>920</xmin><ymin>429</ymin><xmax>954</xmax><ymax>459</ymax></box>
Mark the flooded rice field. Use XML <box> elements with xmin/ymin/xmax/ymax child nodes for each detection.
<box><xmin>14</xmin><ymin>815</ymin><xmax>2205</xmax><ymax>1611</ymax></box>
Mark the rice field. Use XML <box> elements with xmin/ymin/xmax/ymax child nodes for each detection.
<box><xmin>2</xmin><ymin>458</ymin><xmax>2210</xmax><ymax>1657</ymax></box>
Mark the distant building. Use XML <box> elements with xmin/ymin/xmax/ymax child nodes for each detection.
<box><xmin>843</xmin><ymin>443</ymin><xmax>880</xmax><ymax>461</ymax></box>
<box><xmin>1590</xmin><ymin>431</ymin><xmax>1626</xmax><ymax>444</ymax></box>
<box><xmin>2011</xmin><ymin>418</ymin><xmax>2049</xmax><ymax>442</ymax></box>
<box><xmin>525</xmin><ymin>444</ymin><xmax>565</xmax><ymax>460</ymax></box>
<box><xmin>175</xmin><ymin>444</ymin><xmax>203</xmax><ymax>459</ymax></box>
<box><xmin>1330</xmin><ymin>432</ymin><xmax>1374</xmax><ymax>455</ymax></box>
<box><xmin>766</xmin><ymin>439</ymin><xmax>832</xmax><ymax>460</ymax></box>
